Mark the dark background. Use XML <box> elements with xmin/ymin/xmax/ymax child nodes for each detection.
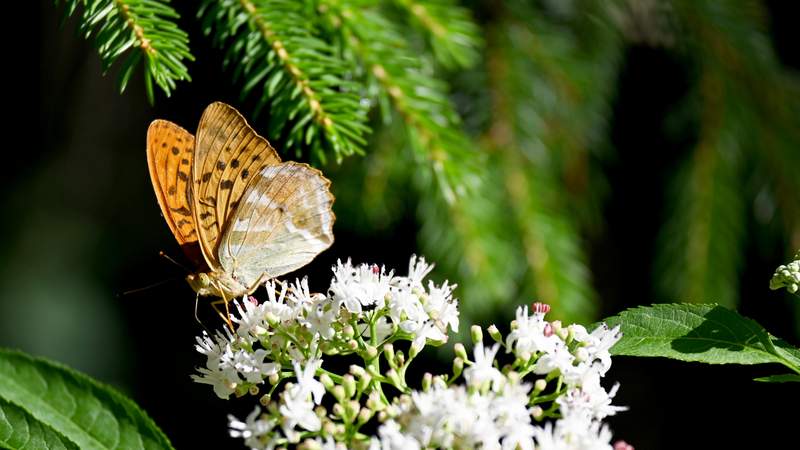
<box><xmin>1</xmin><ymin>1</ymin><xmax>798</xmax><ymax>448</ymax></box>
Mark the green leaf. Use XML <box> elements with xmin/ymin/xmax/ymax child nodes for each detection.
<box><xmin>0</xmin><ymin>398</ymin><xmax>78</xmax><ymax>450</ymax></box>
<box><xmin>0</xmin><ymin>349</ymin><xmax>173</xmax><ymax>450</ymax></box>
<box><xmin>604</xmin><ymin>303</ymin><xmax>799</xmax><ymax>370</ymax></box>
<box><xmin>753</xmin><ymin>374</ymin><xmax>800</xmax><ymax>383</ymax></box>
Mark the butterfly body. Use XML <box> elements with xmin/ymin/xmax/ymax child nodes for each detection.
<box><xmin>147</xmin><ymin>102</ymin><xmax>335</xmax><ymax>303</ymax></box>
<box><xmin>186</xmin><ymin>271</ymin><xmax>251</xmax><ymax>299</ymax></box>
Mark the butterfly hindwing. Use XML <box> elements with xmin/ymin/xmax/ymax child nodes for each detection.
<box><xmin>146</xmin><ymin>120</ymin><xmax>205</xmax><ymax>267</ymax></box>
<box><xmin>193</xmin><ymin>102</ymin><xmax>282</xmax><ymax>268</ymax></box>
<box><xmin>219</xmin><ymin>162</ymin><xmax>335</xmax><ymax>288</ymax></box>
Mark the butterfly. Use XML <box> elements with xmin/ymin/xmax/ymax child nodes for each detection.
<box><xmin>146</xmin><ymin>101</ymin><xmax>335</xmax><ymax>306</ymax></box>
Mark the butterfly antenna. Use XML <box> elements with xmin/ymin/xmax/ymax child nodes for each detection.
<box><xmin>118</xmin><ymin>277</ymin><xmax>180</xmax><ymax>297</ymax></box>
<box><xmin>194</xmin><ymin>293</ymin><xmax>213</xmax><ymax>336</ymax></box>
<box><xmin>159</xmin><ymin>250</ymin><xmax>192</xmax><ymax>272</ymax></box>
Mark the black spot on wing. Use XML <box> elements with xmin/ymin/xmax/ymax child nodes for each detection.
<box><xmin>170</xmin><ymin>206</ymin><xmax>192</xmax><ymax>216</ymax></box>
<box><xmin>221</xmin><ymin>180</ymin><xmax>234</xmax><ymax>190</ymax></box>
<box><xmin>171</xmin><ymin>146</ymin><xmax>180</xmax><ymax>155</ymax></box>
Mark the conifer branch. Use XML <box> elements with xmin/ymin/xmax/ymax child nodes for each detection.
<box><xmin>320</xmin><ymin>1</ymin><xmax>510</xmax><ymax>322</ymax></box>
<box><xmin>199</xmin><ymin>0</ymin><xmax>370</xmax><ymax>162</ymax></box>
<box><xmin>391</xmin><ymin>0</ymin><xmax>482</xmax><ymax>70</ymax></box>
<box><xmin>320</xmin><ymin>0</ymin><xmax>480</xmax><ymax>199</ymax></box>
<box><xmin>56</xmin><ymin>0</ymin><xmax>192</xmax><ymax>104</ymax></box>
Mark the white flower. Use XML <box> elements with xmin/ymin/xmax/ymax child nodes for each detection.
<box><xmin>507</xmin><ymin>305</ymin><xmax>560</xmax><ymax>357</ymax></box>
<box><xmin>493</xmin><ymin>380</ymin><xmax>535</xmax><ymax>450</ymax></box>
<box><xmin>532</xmin><ymin>340</ymin><xmax>574</xmax><ymax>376</ymax></box>
<box><xmin>286</xmin><ymin>277</ymin><xmax>314</xmax><ymax>309</ymax></box>
<box><xmin>279</xmin><ymin>393</ymin><xmax>320</xmax><ymax>442</ymax></box>
<box><xmin>192</xmin><ymin>330</ymin><xmax>242</xmax><ymax>399</ymax></box>
<box><xmin>558</xmin><ymin>372</ymin><xmax>627</xmax><ymax>422</ymax></box>
<box><xmin>424</xmin><ymin>280</ymin><xmax>459</xmax><ymax>335</ymax></box>
<box><xmin>359</xmin><ymin>315</ymin><xmax>394</xmax><ymax>343</ymax></box>
<box><xmin>371</xmin><ymin>420</ymin><xmax>422</xmax><ymax>450</ymax></box>
<box><xmin>533</xmin><ymin>412</ymin><xmax>613</xmax><ymax>450</ymax></box>
<box><xmin>231</xmin><ymin>297</ymin><xmax>268</xmax><ymax>339</ymax></box>
<box><xmin>229</xmin><ymin>407</ymin><xmax>277</xmax><ymax>450</ymax></box>
<box><xmin>330</xmin><ymin>259</ymin><xmax>393</xmax><ymax>314</ymax></box>
<box><xmin>192</xmin><ymin>366</ymin><xmax>239</xmax><ymax>399</ymax></box>
<box><xmin>571</xmin><ymin>324</ymin><xmax>622</xmax><ymax>376</ymax></box>
<box><xmin>464</xmin><ymin>343</ymin><xmax>504</xmax><ymax>390</ymax></box>
<box><xmin>406</xmin><ymin>254</ymin><xmax>434</xmax><ymax>288</ymax></box>
<box><xmin>291</xmin><ymin>358</ymin><xmax>325</xmax><ymax>405</ymax></box>
<box><xmin>300</xmin><ymin>293</ymin><xmax>339</xmax><ymax>340</ymax></box>
<box><xmin>232</xmin><ymin>348</ymin><xmax>278</xmax><ymax>384</ymax></box>
<box><xmin>387</xmin><ymin>287</ymin><xmax>427</xmax><ymax>332</ymax></box>
<box><xmin>261</xmin><ymin>280</ymin><xmax>297</xmax><ymax>322</ymax></box>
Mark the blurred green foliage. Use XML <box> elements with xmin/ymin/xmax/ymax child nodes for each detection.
<box><xmin>54</xmin><ymin>0</ymin><xmax>800</xmax><ymax>331</ymax></box>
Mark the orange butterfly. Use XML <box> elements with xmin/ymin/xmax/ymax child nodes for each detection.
<box><xmin>146</xmin><ymin>102</ymin><xmax>335</xmax><ymax>306</ymax></box>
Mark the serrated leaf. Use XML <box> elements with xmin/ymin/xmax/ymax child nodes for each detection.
<box><xmin>0</xmin><ymin>397</ymin><xmax>78</xmax><ymax>450</ymax></box>
<box><xmin>604</xmin><ymin>303</ymin><xmax>799</xmax><ymax>369</ymax></box>
<box><xmin>0</xmin><ymin>349</ymin><xmax>173</xmax><ymax>450</ymax></box>
<box><xmin>753</xmin><ymin>374</ymin><xmax>800</xmax><ymax>383</ymax></box>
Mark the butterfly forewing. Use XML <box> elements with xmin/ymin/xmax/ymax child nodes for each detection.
<box><xmin>146</xmin><ymin>120</ymin><xmax>205</xmax><ymax>267</ymax></box>
<box><xmin>219</xmin><ymin>162</ymin><xmax>335</xmax><ymax>288</ymax></box>
<box><xmin>193</xmin><ymin>102</ymin><xmax>282</xmax><ymax>267</ymax></box>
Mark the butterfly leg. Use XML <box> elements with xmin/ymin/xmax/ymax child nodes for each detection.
<box><xmin>210</xmin><ymin>297</ymin><xmax>235</xmax><ymax>332</ymax></box>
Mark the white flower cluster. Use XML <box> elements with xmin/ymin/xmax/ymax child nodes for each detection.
<box><xmin>370</xmin><ymin>304</ymin><xmax>625</xmax><ymax>450</ymax></box>
<box><xmin>770</xmin><ymin>251</ymin><xmax>800</xmax><ymax>294</ymax></box>
<box><xmin>372</xmin><ymin>362</ymin><xmax>535</xmax><ymax>450</ymax></box>
<box><xmin>192</xmin><ymin>256</ymin><xmax>458</xmax><ymax>400</ymax></box>
<box><xmin>194</xmin><ymin>256</ymin><xmax>630</xmax><ymax>450</ymax></box>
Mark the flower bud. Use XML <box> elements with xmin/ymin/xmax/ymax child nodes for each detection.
<box><xmin>269</xmin><ymin>372</ymin><xmax>280</xmax><ymax>386</ymax></box>
<box><xmin>358</xmin><ymin>373</ymin><xmax>372</xmax><ymax>392</ymax></box>
<box><xmin>409</xmin><ymin>338</ymin><xmax>425</xmax><ymax>359</ymax></box>
<box><xmin>454</xmin><ymin>343</ymin><xmax>468</xmax><ymax>361</ymax></box>
<box><xmin>332</xmin><ymin>385</ymin><xmax>346</xmax><ymax>402</ymax></box>
<box><xmin>357</xmin><ymin>406</ymin><xmax>373</xmax><ymax>425</ymax></box>
<box><xmin>452</xmin><ymin>357</ymin><xmax>464</xmax><ymax>378</ymax></box>
<box><xmin>343</xmin><ymin>374</ymin><xmax>356</xmax><ymax>398</ymax></box>
<box><xmin>347</xmin><ymin>400</ymin><xmax>361</xmax><ymax>420</ymax></box>
<box><xmin>487</xmin><ymin>324</ymin><xmax>503</xmax><ymax>343</ymax></box>
<box><xmin>383</xmin><ymin>344</ymin><xmax>395</xmax><ymax>363</ymax></box>
<box><xmin>613</xmin><ymin>441</ymin><xmax>634</xmax><ymax>450</ymax></box>
<box><xmin>332</xmin><ymin>403</ymin><xmax>345</xmax><ymax>418</ymax></box>
<box><xmin>300</xmin><ymin>438</ymin><xmax>321</xmax><ymax>450</ymax></box>
<box><xmin>531</xmin><ymin>406</ymin><xmax>544</xmax><ymax>420</ymax></box>
<box><xmin>323</xmin><ymin>421</ymin><xmax>337</xmax><ymax>435</ymax></box>
<box><xmin>395</xmin><ymin>350</ymin><xmax>405</xmax><ymax>366</ymax></box>
<box><xmin>343</xmin><ymin>325</ymin><xmax>355</xmax><ymax>339</ymax></box>
<box><xmin>349</xmin><ymin>365</ymin><xmax>366</xmax><ymax>377</ymax></box>
<box><xmin>347</xmin><ymin>339</ymin><xmax>359</xmax><ymax>351</ymax></box>
<box><xmin>386</xmin><ymin>368</ymin><xmax>402</xmax><ymax>386</ymax></box>
<box><xmin>534</xmin><ymin>379</ymin><xmax>547</xmax><ymax>392</ymax></box>
<box><xmin>365</xmin><ymin>345</ymin><xmax>378</xmax><ymax>359</ymax></box>
<box><xmin>367</xmin><ymin>390</ymin><xmax>385</xmax><ymax>411</ymax></box>
<box><xmin>320</xmin><ymin>373</ymin><xmax>335</xmax><ymax>390</ymax></box>
<box><xmin>422</xmin><ymin>372</ymin><xmax>433</xmax><ymax>391</ymax></box>
<box><xmin>471</xmin><ymin>325</ymin><xmax>483</xmax><ymax>344</ymax></box>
